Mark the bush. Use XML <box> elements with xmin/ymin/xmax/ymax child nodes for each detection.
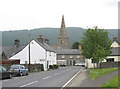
<box><xmin>49</xmin><ymin>65</ymin><xmax>59</xmax><ymax>69</ymax></box>
<box><xmin>60</xmin><ymin>65</ymin><xmax>66</xmax><ymax>67</ymax></box>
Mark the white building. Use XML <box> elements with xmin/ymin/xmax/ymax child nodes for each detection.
<box><xmin>85</xmin><ymin>41</ymin><xmax>120</xmax><ymax>68</ymax></box>
<box><xmin>9</xmin><ymin>37</ymin><xmax>57</xmax><ymax>71</ymax></box>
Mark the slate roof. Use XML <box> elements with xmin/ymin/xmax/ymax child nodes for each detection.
<box><xmin>35</xmin><ymin>40</ymin><xmax>56</xmax><ymax>52</ymax></box>
<box><xmin>1</xmin><ymin>39</ymin><xmax>56</xmax><ymax>59</ymax></box>
<box><xmin>56</xmin><ymin>49</ymin><xmax>81</xmax><ymax>55</ymax></box>
<box><xmin>109</xmin><ymin>47</ymin><xmax>120</xmax><ymax>56</ymax></box>
<box><xmin>1</xmin><ymin>46</ymin><xmax>25</xmax><ymax>58</ymax></box>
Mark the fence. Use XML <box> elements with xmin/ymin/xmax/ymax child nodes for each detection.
<box><xmin>100</xmin><ymin>61</ymin><xmax>120</xmax><ymax>68</ymax></box>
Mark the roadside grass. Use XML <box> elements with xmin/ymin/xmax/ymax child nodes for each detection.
<box><xmin>89</xmin><ymin>68</ymin><xmax>118</xmax><ymax>80</ymax></box>
<box><xmin>101</xmin><ymin>74</ymin><xmax>120</xmax><ymax>88</ymax></box>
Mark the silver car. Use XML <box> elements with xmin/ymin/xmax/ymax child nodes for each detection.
<box><xmin>10</xmin><ymin>65</ymin><xmax>28</xmax><ymax>76</ymax></box>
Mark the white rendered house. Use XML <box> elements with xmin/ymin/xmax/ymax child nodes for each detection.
<box><xmin>85</xmin><ymin>41</ymin><xmax>120</xmax><ymax>68</ymax></box>
<box><xmin>9</xmin><ymin>38</ymin><xmax>57</xmax><ymax>71</ymax></box>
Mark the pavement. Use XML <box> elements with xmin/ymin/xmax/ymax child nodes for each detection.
<box><xmin>1</xmin><ymin>66</ymin><xmax>83</xmax><ymax>87</ymax></box>
<box><xmin>67</xmin><ymin>68</ymin><xmax>119</xmax><ymax>87</ymax></box>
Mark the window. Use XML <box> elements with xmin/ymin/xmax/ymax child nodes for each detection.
<box><xmin>49</xmin><ymin>52</ymin><xmax>51</xmax><ymax>56</ymax></box>
<box><xmin>106</xmin><ymin>58</ymin><xmax>114</xmax><ymax>62</ymax></box>
<box><xmin>69</xmin><ymin>56</ymin><xmax>73</xmax><ymax>58</ymax></box>
<box><xmin>91</xmin><ymin>59</ymin><xmax>96</xmax><ymax>63</ymax></box>
<box><xmin>61</xmin><ymin>55</ymin><xmax>65</xmax><ymax>58</ymax></box>
<box><xmin>20</xmin><ymin>66</ymin><xmax>25</xmax><ymax>69</ymax></box>
<box><xmin>77</xmin><ymin>55</ymin><xmax>80</xmax><ymax>58</ymax></box>
<box><xmin>2</xmin><ymin>67</ymin><xmax>7</xmax><ymax>71</ymax></box>
<box><xmin>0</xmin><ymin>67</ymin><xmax>2</xmax><ymax>72</ymax></box>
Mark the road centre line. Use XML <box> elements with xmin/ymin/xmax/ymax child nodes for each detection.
<box><xmin>61</xmin><ymin>67</ymin><xmax>83</xmax><ymax>89</ymax></box>
<box><xmin>20</xmin><ymin>80</ymin><xmax>38</xmax><ymax>87</ymax></box>
<box><xmin>43</xmin><ymin>76</ymin><xmax>52</xmax><ymax>80</ymax></box>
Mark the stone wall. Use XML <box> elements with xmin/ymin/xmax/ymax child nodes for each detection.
<box><xmin>100</xmin><ymin>61</ymin><xmax>120</xmax><ymax>68</ymax></box>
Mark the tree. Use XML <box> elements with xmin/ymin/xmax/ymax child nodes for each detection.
<box><xmin>71</xmin><ymin>42</ymin><xmax>79</xmax><ymax>49</ymax></box>
<box><xmin>80</xmin><ymin>27</ymin><xmax>112</xmax><ymax>68</ymax></box>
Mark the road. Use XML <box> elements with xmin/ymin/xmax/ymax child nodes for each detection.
<box><xmin>2</xmin><ymin>66</ymin><xmax>83</xmax><ymax>87</ymax></box>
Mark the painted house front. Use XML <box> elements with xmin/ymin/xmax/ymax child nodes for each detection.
<box><xmin>85</xmin><ymin>41</ymin><xmax>120</xmax><ymax>68</ymax></box>
<box><xmin>9</xmin><ymin>39</ymin><xmax>57</xmax><ymax>71</ymax></box>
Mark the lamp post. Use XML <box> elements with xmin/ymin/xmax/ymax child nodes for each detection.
<box><xmin>28</xmin><ymin>30</ymin><xmax>31</xmax><ymax>72</ymax></box>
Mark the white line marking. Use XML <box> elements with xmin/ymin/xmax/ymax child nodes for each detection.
<box><xmin>61</xmin><ymin>68</ymin><xmax>83</xmax><ymax>89</ymax></box>
<box><xmin>20</xmin><ymin>81</ymin><xmax>38</xmax><ymax>87</ymax></box>
<box><xmin>43</xmin><ymin>76</ymin><xmax>51</xmax><ymax>80</ymax></box>
<box><xmin>54</xmin><ymin>73</ymin><xmax>60</xmax><ymax>75</ymax></box>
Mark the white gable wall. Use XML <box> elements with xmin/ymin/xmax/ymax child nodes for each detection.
<box><xmin>9</xmin><ymin>40</ymin><xmax>57</xmax><ymax>71</ymax></box>
<box><xmin>10</xmin><ymin>40</ymin><xmax>47</xmax><ymax>70</ymax></box>
<box><xmin>111</xmin><ymin>41</ymin><xmax>120</xmax><ymax>47</ymax></box>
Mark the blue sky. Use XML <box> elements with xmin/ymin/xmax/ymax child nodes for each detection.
<box><xmin>0</xmin><ymin>0</ymin><xmax>119</xmax><ymax>31</ymax></box>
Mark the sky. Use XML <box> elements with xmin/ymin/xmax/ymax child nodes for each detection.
<box><xmin>0</xmin><ymin>0</ymin><xmax>119</xmax><ymax>31</ymax></box>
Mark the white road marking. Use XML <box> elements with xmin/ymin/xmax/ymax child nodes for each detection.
<box><xmin>43</xmin><ymin>76</ymin><xmax>52</xmax><ymax>80</ymax></box>
<box><xmin>20</xmin><ymin>81</ymin><xmax>38</xmax><ymax>87</ymax></box>
<box><xmin>54</xmin><ymin>73</ymin><xmax>60</xmax><ymax>75</ymax></box>
<box><xmin>61</xmin><ymin>68</ymin><xmax>83</xmax><ymax>89</ymax></box>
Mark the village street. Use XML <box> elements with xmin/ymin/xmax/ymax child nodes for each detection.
<box><xmin>2</xmin><ymin>66</ymin><xmax>84</xmax><ymax>87</ymax></box>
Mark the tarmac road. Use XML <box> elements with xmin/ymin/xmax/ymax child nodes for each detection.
<box><xmin>2</xmin><ymin>66</ymin><xmax>83</xmax><ymax>87</ymax></box>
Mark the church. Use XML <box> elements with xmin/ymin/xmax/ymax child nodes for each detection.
<box><xmin>55</xmin><ymin>15</ymin><xmax>84</xmax><ymax>66</ymax></box>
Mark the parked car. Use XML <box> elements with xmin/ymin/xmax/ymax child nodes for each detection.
<box><xmin>9</xmin><ymin>65</ymin><xmax>28</xmax><ymax>76</ymax></box>
<box><xmin>0</xmin><ymin>66</ymin><xmax>12</xmax><ymax>79</ymax></box>
<box><xmin>75</xmin><ymin>62</ymin><xmax>86</xmax><ymax>67</ymax></box>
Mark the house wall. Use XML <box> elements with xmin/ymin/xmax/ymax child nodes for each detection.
<box><xmin>46</xmin><ymin>51</ymin><xmax>57</xmax><ymax>69</ymax></box>
<box><xmin>111</xmin><ymin>41</ymin><xmax>120</xmax><ymax>47</ymax></box>
<box><xmin>57</xmin><ymin>54</ymin><xmax>84</xmax><ymax>66</ymax></box>
<box><xmin>9</xmin><ymin>40</ymin><xmax>56</xmax><ymax>71</ymax></box>
<box><xmin>85</xmin><ymin>56</ymin><xmax>120</xmax><ymax>68</ymax></box>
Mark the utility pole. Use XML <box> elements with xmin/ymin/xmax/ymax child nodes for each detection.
<box><xmin>28</xmin><ymin>30</ymin><xmax>31</xmax><ymax>72</ymax></box>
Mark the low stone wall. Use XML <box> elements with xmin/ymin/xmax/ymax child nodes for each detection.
<box><xmin>100</xmin><ymin>61</ymin><xmax>120</xmax><ymax>68</ymax></box>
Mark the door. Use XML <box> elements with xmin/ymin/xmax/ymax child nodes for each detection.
<box><xmin>73</xmin><ymin>60</ymin><xmax>76</xmax><ymax>66</ymax></box>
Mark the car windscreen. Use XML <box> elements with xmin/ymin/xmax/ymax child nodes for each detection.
<box><xmin>11</xmin><ymin>65</ymin><xmax>19</xmax><ymax>69</ymax></box>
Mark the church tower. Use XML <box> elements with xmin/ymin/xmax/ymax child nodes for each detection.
<box><xmin>57</xmin><ymin>15</ymin><xmax>69</xmax><ymax>49</ymax></box>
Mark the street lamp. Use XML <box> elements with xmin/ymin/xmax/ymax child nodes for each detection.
<box><xmin>28</xmin><ymin>29</ymin><xmax>31</xmax><ymax>72</ymax></box>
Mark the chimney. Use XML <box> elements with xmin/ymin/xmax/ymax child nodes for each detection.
<box><xmin>37</xmin><ymin>35</ymin><xmax>44</xmax><ymax>43</ymax></box>
<box><xmin>45</xmin><ymin>38</ymin><xmax>49</xmax><ymax>44</ymax></box>
<box><xmin>113</xmin><ymin>37</ymin><xmax>118</xmax><ymax>42</ymax></box>
<box><xmin>14</xmin><ymin>39</ymin><xmax>20</xmax><ymax>48</ymax></box>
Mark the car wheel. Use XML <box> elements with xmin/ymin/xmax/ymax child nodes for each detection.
<box><xmin>9</xmin><ymin>74</ymin><xmax>12</xmax><ymax>79</ymax></box>
<box><xmin>20</xmin><ymin>72</ymin><xmax>23</xmax><ymax>77</ymax></box>
<box><xmin>26</xmin><ymin>72</ymin><xmax>29</xmax><ymax>75</ymax></box>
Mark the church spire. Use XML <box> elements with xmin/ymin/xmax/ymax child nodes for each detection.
<box><xmin>61</xmin><ymin>15</ymin><xmax>65</xmax><ymax>28</ymax></box>
<box><xmin>57</xmin><ymin>15</ymin><xmax>69</xmax><ymax>49</ymax></box>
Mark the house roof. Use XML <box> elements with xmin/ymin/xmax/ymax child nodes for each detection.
<box><xmin>56</xmin><ymin>49</ymin><xmax>81</xmax><ymax>55</ymax></box>
<box><xmin>110</xmin><ymin>47</ymin><xmax>120</xmax><ymax>56</ymax></box>
<box><xmin>1</xmin><ymin>39</ymin><xmax>56</xmax><ymax>59</ymax></box>
<box><xmin>35</xmin><ymin>40</ymin><xmax>56</xmax><ymax>52</ymax></box>
<box><xmin>1</xmin><ymin>45</ymin><xmax>25</xmax><ymax>58</ymax></box>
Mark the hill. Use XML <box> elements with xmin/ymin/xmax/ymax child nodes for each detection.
<box><xmin>1</xmin><ymin>27</ymin><xmax>118</xmax><ymax>47</ymax></box>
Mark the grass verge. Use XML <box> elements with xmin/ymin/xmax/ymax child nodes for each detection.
<box><xmin>89</xmin><ymin>68</ymin><xmax>118</xmax><ymax>80</ymax></box>
<box><xmin>101</xmin><ymin>74</ymin><xmax>120</xmax><ymax>88</ymax></box>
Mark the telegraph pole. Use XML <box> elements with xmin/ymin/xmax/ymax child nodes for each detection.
<box><xmin>28</xmin><ymin>30</ymin><xmax>31</xmax><ymax>72</ymax></box>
